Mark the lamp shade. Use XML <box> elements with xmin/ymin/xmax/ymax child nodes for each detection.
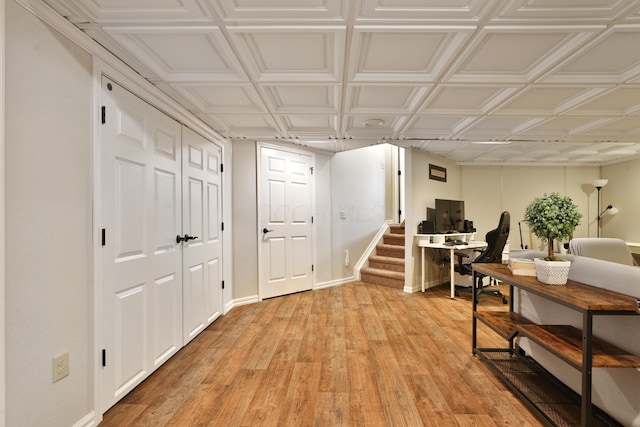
<box><xmin>607</xmin><ymin>206</ymin><xmax>619</xmax><ymax>216</ymax></box>
<box><xmin>592</xmin><ymin>179</ymin><xmax>608</xmax><ymax>188</ymax></box>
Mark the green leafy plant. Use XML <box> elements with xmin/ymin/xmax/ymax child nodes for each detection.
<box><xmin>524</xmin><ymin>192</ymin><xmax>582</xmax><ymax>261</ymax></box>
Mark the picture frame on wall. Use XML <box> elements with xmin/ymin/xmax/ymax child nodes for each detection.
<box><xmin>429</xmin><ymin>164</ymin><xmax>446</xmax><ymax>182</ymax></box>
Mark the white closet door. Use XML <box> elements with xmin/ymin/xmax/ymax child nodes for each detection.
<box><xmin>99</xmin><ymin>77</ymin><xmax>183</xmax><ymax>411</ymax></box>
<box><xmin>181</xmin><ymin>127</ymin><xmax>223</xmax><ymax>345</ymax></box>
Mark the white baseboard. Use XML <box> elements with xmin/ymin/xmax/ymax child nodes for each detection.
<box><xmin>228</xmin><ymin>295</ymin><xmax>260</xmax><ymax>310</ymax></box>
<box><xmin>314</xmin><ymin>277</ymin><xmax>355</xmax><ymax>290</ymax></box>
<box><xmin>74</xmin><ymin>411</ymin><xmax>98</xmax><ymax>427</ymax></box>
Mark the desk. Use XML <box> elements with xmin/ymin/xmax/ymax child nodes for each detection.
<box><xmin>415</xmin><ymin>233</ymin><xmax>487</xmax><ymax>298</ymax></box>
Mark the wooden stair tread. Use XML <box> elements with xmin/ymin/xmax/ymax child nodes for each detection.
<box><xmin>376</xmin><ymin>243</ymin><xmax>404</xmax><ymax>251</ymax></box>
<box><xmin>369</xmin><ymin>255</ymin><xmax>405</xmax><ymax>265</ymax></box>
<box><xmin>516</xmin><ymin>324</ymin><xmax>640</xmax><ymax>369</ymax></box>
<box><xmin>361</xmin><ymin>267</ymin><xmax>404</xmax><ymax>279</ymax></box>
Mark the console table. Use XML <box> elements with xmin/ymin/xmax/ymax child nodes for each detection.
<box><xmin>472</xmin><ymin>263</ymin><xmax>640</xmax><ymax>427</ymax></box>
<box><xmin>415</xmin><ymin>233</ymin><xmax>485</xmax><ymax>298</ymax></box>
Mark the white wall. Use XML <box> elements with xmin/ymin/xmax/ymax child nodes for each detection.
<box><xmin>231</xmin><ymin>141</ymin><xmax>335</xmax><ymax>299</ymax></box>
<box><xmin>231</xmin><ymin>141</ymin><xmax>259</xmax><ymax>301</ymax></box>
<box><xmin>314</xmin><ymin>153</ymin><xmax>333</xmax><ymax>284</ymax></box>
<box><xmin>5</xmin><ymin>1</ymin><xmax>92</xmax><ymax>425</ymax></box>
<box><xmin>330</xmin><ymin>144</ymin><xmax>390</xmax><ymax>277</ymax></box>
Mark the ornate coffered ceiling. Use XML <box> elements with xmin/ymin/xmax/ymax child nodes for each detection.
<box><xmin>42</xmin><ymin>0</ymin><xmax>640</xmax><ymax>164</ymax></box>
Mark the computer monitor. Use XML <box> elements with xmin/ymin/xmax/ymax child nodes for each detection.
<box><xmin>435</xmin><ymin>199</ymin><xmax>465</xmax><ymax>233</ymax></box>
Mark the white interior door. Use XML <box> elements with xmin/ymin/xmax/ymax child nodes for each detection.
<box><xmin>258</xmin><ymin>146</ymin><xmax>314</xmax><ymax>299</ymax></box>
<box><xmin>181</xmin><ymin>127</ymin><xmax>223</xmax><ymax>345</ymax></box>
<box><xmin>99</xmin><ymin>78</ymin><xmax>183</xmax><ymax>411</ymax></box>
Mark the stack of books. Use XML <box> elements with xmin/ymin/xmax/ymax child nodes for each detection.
<box><xmin>508</xmin><ymin>258</ymin><xmax>536</xmax><ymax>276</ymax></box>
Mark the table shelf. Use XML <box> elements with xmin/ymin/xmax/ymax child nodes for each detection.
<box><xmin>516</xmin><ymin>324</ymin><xmax>640</xmax><ymax>370</ymax></box>
<box><xmin>474</xmin><ymin>311</ymin><xmax>531</xmax><ymax>340</ymax></box>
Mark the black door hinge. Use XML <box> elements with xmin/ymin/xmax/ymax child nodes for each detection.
<box><xmin>101</xmin><ymin>106</ymin><xmax>106</xmax><ymax>124</ymax></box>
<box><xmin>221</xmin><ymin>222</ymin><xmax>224</xmax><ymax>231</ymax></box>
<box><xmin>310</xmin><ymin>166</ymin><xmax>314</xmax><ymax>175</ymax></box>
<box><xmin>102</xmin><ymin>349</ymin><xmax>106</xmax><ymax>367</ymax></box>
<box><xmin>398</xmin><ymin>170</ymin><xmax>401</xmax><ymax>176</ymax></box>
<box><xmin>221</xmin><ymin>280</ymin><xmax>225</xmax><ymax>290</ymax></box>
<box><xmin>312</xmin><ymin>265</ymin><xmax>314</xmax><ymax>272</ymax></box>
<box><xmin>311</xmin><ymin>216</ymin><xmax>314</xmax><ymax>224</ymax></box>
<box><xmin>221</xmin><ymin>163</ymin><xmax>224</xmax><ymax>173</ymax></box>
<box><xmin>101</xmin><ymin>228</ymin><xmax>106</xmax><ymax>246</ymax></box>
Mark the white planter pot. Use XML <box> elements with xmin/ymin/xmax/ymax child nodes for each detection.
<box><xmin>534</xmin><ymin>258</ymin><xmax>571</xmax><ymax>285</ymax></box>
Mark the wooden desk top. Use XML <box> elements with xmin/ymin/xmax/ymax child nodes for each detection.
<box><xmin>473</xmin><ymin>263</ymin><xmax>639</xmax><ymax>313</ymax></box>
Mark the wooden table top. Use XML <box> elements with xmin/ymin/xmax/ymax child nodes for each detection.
<box><xmin>473</xmin><ymin>263</ymin><xmax>639</xmax><ymax>313</ymax></box>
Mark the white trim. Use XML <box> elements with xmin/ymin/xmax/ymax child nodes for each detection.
<box><xmin>314</xmin><ymin>277</ymin><xmax>354</xmax><ymax>290</ymax></box>
<box><xmin>229</xmin><ymin>295</ymin><xmax>260</xmax><ymax>308</ymax></box>
<box><xmin>353</xmin><ymin>220</ymin><xmax>392</xmax><ymax>280</ymax></box>
<box><xmin>72</xmin><ymin>411</ymin><xmax>97</xmax><ymax>427</ymax></box>
<box><xmin>0</xmin><ymin>0</ymin><xmax>6</xmax><ymax>425</ymax></box>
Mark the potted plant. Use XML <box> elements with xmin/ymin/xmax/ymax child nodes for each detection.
<box><xmin>523</xmin><ymin>192</ymin><xmax>582</xmax><ymax>284</ymax></box>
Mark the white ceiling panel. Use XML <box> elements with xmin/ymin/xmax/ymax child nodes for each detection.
<box><xmin>495</xmin><ymin>0</ymin><xmax>638</xmax><ymax>22</ymax></box>
<box><xmin>495</xmin><ymin>86</ymin><xmax>610</xmax><ymax>115</ymax></box>
<box><xmin>212</xmin><ymin>0</ymin><xmax>346</xmax><ymax>22</ymax></box>
<box><xmin>568</xmin><ymin>86</ymin><xmax>640</xmax><ymax>115</ymax></box>
<box><xmin>421</xmin><ymin>85</ymin><xmax>520</xmax><ymax>114</ymax></box>
<box><xmin>44</xmin><ymin>0</ymin><xmax>214</xmax><ymax>23</ymax></box>
<box><xmin>43</xmin><ymin>0</ymin><xmax>640</xmax><ymax>164</ymax></box>
<box><xmin>104</xmin><ymin>27</ymin><xmax>248</xmax><ymax>82</ymax></box>
<box><xmin>541</xmin><ymin>25</ymin><xmax>640</xmax><ymax>83</ymax></box>
<box><xmin>279</xmin><ymin>114</ymin><xmax>338</xmax><ymax>137</ymax></box>
<box><xmin>445</xmin><ymin>26</ymin><xmax>601</xmax><ymax>83</ymax></box>
<box><xmin>355</xmin><ymin>0</ymin><xmax>497</xmax><ymax>22</ymax></box>
<box><xmin>227</xmin><ymin>26</ymin><xmax>346</xmax><ymax>82</ymax></box>
<box><xmin>171</xmin><ymin>83</ymin><xmax>267</xmax><ymax>113</ymax></box>
<box><xmin>261</xmin><ymin>84</ymin><xmax>341</xmax><ymax>113</ymax></box>
<box><xmin>350</xmin><ymin>26</ymin><xmax>474</xmax><ymax>82</ymax></box>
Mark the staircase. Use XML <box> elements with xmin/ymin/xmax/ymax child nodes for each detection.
<box><xmin>360</xmin><ymin>224</ymin><xmax>405</xmax><ymax>289</ymax></box>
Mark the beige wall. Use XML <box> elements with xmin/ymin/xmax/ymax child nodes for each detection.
<box><xmin>462</xmin><ymin>166</ymin><xmax>600</xmax><ymax>251</ymax></box>
<box><xmin>5</xmin><ymin>1</ymin><xmax>93</xmax><ymax>425</ymax></box>
<box><xmin>409</xmin><ymin>159</ymin><xmax>604</xmax><ymax>290</ymax></box>
<box><xmin>407</xmin><ymin>148</ymin><xmax>463</xmax><ymax>288</ymax></box>
<box><xmin>603</xmin><ymin>157</ymin><xmax>640</xmax><ymax>246</ymax></box>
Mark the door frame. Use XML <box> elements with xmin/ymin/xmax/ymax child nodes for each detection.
<box><xmin>256</xmin><ymin>142</ymin><xmax>316</xmax><ymax>301</ymax></box>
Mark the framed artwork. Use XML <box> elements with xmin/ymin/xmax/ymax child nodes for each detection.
<box><xmin>429</xmin><ymin>164</ymin><xmax>446</xmax><ymax>182</ymax></box>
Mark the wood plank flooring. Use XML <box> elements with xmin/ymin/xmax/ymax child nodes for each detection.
<box><xmin>99</xmin><ymin>282</ymin><xmax>543</xmax><ymax>426</ymax></box>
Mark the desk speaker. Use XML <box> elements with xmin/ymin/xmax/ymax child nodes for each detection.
<box><xmin>421</xmin><ymin>220</ymin><xmax>435</xmax><ymax>234</ymax></box>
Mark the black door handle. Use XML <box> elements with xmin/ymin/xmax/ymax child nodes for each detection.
<box><xmin>176</xmin><ymin>234</ymin><xmax>198</xmax><ymax>243</ymax></box>
<box><xmin>262</xmin><ymin>228</ymin><xmax>273</xmax><ymax>234</ymax></box>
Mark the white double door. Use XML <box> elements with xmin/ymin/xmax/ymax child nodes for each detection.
<box><xmin>99</xmin><ymin>78</ymin><xmax>222</xmax><ymax>412</ymax></box>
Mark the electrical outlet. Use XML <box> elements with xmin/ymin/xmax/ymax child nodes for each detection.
<box><xmin>53</xmin><ymin>352</ymin><xmax>69</xmax><ymax>383</ymax></box>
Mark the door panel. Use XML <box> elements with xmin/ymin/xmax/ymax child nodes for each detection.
<box><xmin>259</xmin><ymin>146</ymin><xmax>314</xmax><ymax>299</ymax></box>
<box><xmin>100</xmin><ymin>77</ymin><xmax>182</xmax><ymax>411</ymax></box>
<box><xmin>182</xmin><ymin>127</ymin><xmax>223</xmax><ymax>345</ymax></box>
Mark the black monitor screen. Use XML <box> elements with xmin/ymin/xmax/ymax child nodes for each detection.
<box><xmin>435</xmin><ymin>199</ymin><xmax>465</xmax><ymax>233</ymax></box>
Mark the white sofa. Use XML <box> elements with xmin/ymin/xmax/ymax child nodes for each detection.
<box><xmin>569</xmin><ymin>237</ymin><xmax>636</xmax><ymax>266</ymax></box>
<box><xmin>507</xmin><ymin>250</ymin><xmax>640</xmax><ymax>426</ymax></box>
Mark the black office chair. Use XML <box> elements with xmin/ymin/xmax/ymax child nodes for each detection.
<box><xmin>454</xmin><ymin>211</ymin><xmax>510</xmax><ymax>304</ymax></box>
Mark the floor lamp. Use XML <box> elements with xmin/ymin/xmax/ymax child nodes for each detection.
<box><xmin>593</xmin><ymin>179</ymin><xmax>619</xmax><ymax>237</ymax></box>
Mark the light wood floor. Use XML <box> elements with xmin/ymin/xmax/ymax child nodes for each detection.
<box><xmin>100</xmin><ymin>282</ymin><xmax>543</xmax><ymax>426</ymax></box>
